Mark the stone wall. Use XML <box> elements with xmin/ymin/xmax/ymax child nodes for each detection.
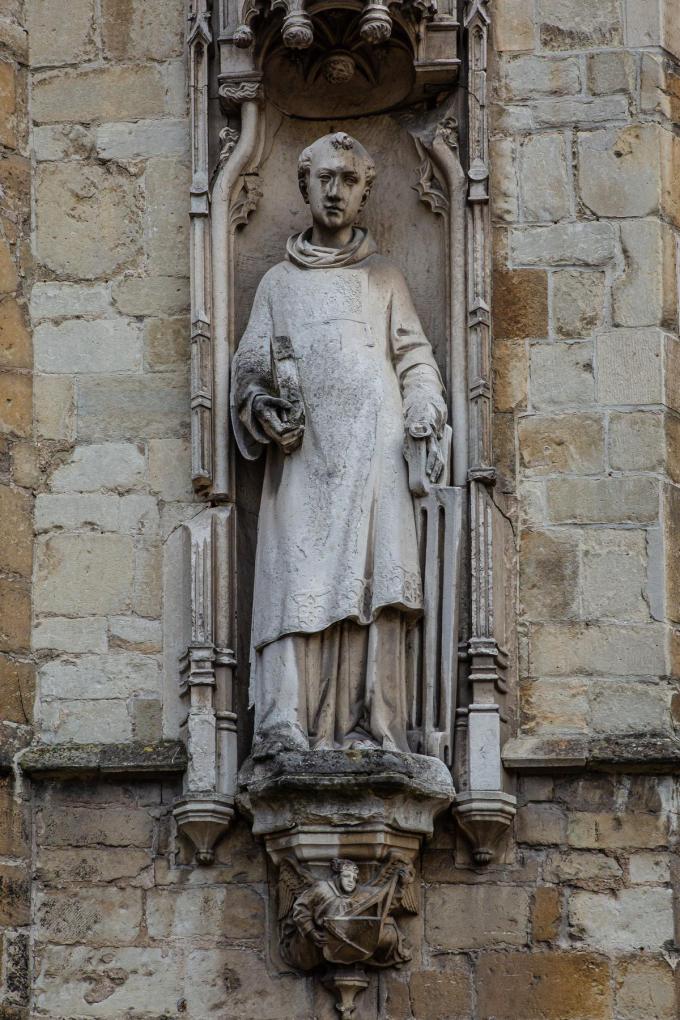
<box><xmin>1</xmin><ymin>0</ymin><xmax>680</xmax><ymax>1017</ymax></box>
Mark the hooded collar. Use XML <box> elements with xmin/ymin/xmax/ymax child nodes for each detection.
<box><xmin>286</xmin><ymin>227</ymin><xmax>377</xmax><ymax>269</ymax></box>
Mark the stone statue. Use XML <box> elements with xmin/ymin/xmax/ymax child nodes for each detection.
<box><xmin>231</xmin><ymin>131</ymin><xmax>447</xmax><ymax>755</ymax></box>
<box><xmin>278</xmin><ymin>854</ymin><xmax>417</xmax><ymax>971</ymax></box>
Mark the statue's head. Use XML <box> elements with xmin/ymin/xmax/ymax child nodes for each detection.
<box><xmin>331</xmin><ymin>857</ymin><xmax>359</xmax><ymax>894</ymax></box>
<box><xmin>297</xmin><ymin>133</ymin><xmax>375</xmax><ymax>235</ymax></box>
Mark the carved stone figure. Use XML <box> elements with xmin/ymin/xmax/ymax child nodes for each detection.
<box><xmin>231</xmin><ymin>132</ymin><xmax>447</xmax><ymax>755</ymax></box>
<box><xmin>278</xmin><ymin>854</ymin><xmax>417</xmax><ymax>971</ymax></box>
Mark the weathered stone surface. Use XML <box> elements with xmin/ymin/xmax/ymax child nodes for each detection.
<box><xmin>493</xmin><ymin>340</ymin><xmax>527</xmax><ymax>414</ymax></box>
<box><xmin>610</xmin><ymin>412</ymin><xmax>664</xmax><ymax>472</ymax></box>
<box><xmin>0</xmin><ymin>58</ymin><xmax>19</xmax><ymax>150</ymax></box>
<box><xmin>35</xmin><ymin>534</ymin><xmax>134</xmax><ymax>615</ymax></box>
<box><xmin>590</xmin><ymin>680</ymin><xmax>671</xmax><ymax>737</ymax></box>
<box><xmin>511</xmin><ymin>222</ymin><xmax>617</xmax><ymax>267</ymax></box>
<box><xmin>504</xmin><ymin>55</ymin><xmax>580</xmax><ymax>100</ymax></box>
<box><xmin>34</xmin><ymin>374</ymin><xmax>74</xmax><ymax>441</ymax></box>
<box><xmin>476</xmin><ymin>952</ymin><xmax>613</xmax><ymax>1020</ymax></box>
<box><xmin>533</xmin><ymin>95</ymin><xmax>629</xmax><ymax>129</ymax></box>
<box><xmin>587</xmin><ymin>51</ymin><xmax>636</xmax><ymax>96</ymax></box>
<box><xmin>144</xmin><ymin>315</ymin><xmax>189</xmax><ymax>370</ymax></box>
<box><xmin>27</xmin><ymin>0</ymin><xmax>95</xmax><ymax>66</ymax></box>
<box><xmin>39</xmin><ymin>652</ymin><xmax>160</xmax><ymax>702</ymax></box>
<box><xmin>580</xmin><ymin>529</ymin><xmax>648</xmax><ymax>622</ymax></box>
<box><xmin>0</xmin><ymin>371</ymin><xmax>31</xmax><ymax>436</ymax></box>
<box><xmin>36</xmin><ymin>887</ymin><xmax>143</xmax><ymax>945</ymax></box>
<box><xmin>32</xmin><ymin>122</ymin><xmax>95</xmax><ymax>161</ymax></box>
<box><xmin>49</xmin><ymin>442</ymin><xmax>145</xmax><ymax>494</ymax></box>
<box><xmin>628</xmin><ymin>851</ymin><xmax>671</xmax><ymax>885</ymax></box>
<box><xmin>568</xmin><ymin>811</ymin><xmax>669</xmax><ymax>850</ymax></box>
<box><xmin>35</xmin><ymin>318</ymin><xmax>142</xmax><ymax>374</ymax></box>
<box><xmin>533</xmin><ymin>886</ymin><xmax>561</xmax><ymax>942</ymax></box>
<box><xmin>108</xmin><ymin>616</ymin><xmax>162</xmax><ymax>653</ymax></box>
<box><xmin>519</xmin><ymin>133</ymin><xmax>571</xmax><ymax>222</ymax></box>
<box><xmin>530</xmin><ymin>342</ymin><xmax>594</xmax><ymax>409</ymax></box>
<box><xmin>37</xmin><ymin>802</ymin><xmax>153</xmax><ymax>848</ymax></box>
<box><xmin>615</xmin><ymin>958</ymin><xmax>676</xmax><ymax>1020</ymax></box>
<box><xmin>521</xmin><ymin>677</ymin><xmax>589</xmax><ymax>735</ymax></box>
<box><xmin>569</xmin><ymin>888</ymin><xmax>673</xmax><ymax>951</ymax></box>
<box><xmin>490</xmin><ymin>137</ymin><xmax>518</xmax><ymax>222</ymax></box>
<box><xmin>613</xmin><ymin>219</ymin><xmax>677</xmax><ymax>328</ymax></box>
<box><xmin>0</xmin><ymin>653</ymin><xmax>34</xmax><ymax>725</ymax></box>
<box><xmin>32</xmin><ymin>64</ymin><xmax>182</xmax><ymax>124</ymax></box>
<box><xmin>494</xmin><ymin>0</ymin><xmax>535</xmax><ymax>51</ymax></box>
<box><xmin>597</xmin><ymin>328</ymin><xmax>664</xmax><ymax>406</ymax></box>
<box><xmin>426</xmin><ymin>885</ymin><xmax>530</xmax><ymax>949</ymax></box>
<box><xmin>543</xmin><ymin>850</ymin><xmax>623</xmax><ymax>890</ymax></box>
<box><xmin>101</xmin><ymin>0</ymin><xmax>184</xmax><ymax>60</ymax></box>
<box><xmin>0</xmin><ymin>296</ymin><xmax>30</xmax><ymax>369</ymax></box>
<box><xmin>0</xmin><ymin>483</ymin><xmax>32</xmax><ymax>576</ymax></box>
<box><xmin>0</xmin><ymin>238</ymin><xmax>18</xmax><ymax>294</ymax></box>
<box><xmin>538</xmin><ymin>0</ymin><xmax>622</xmax><ymax>49</ymax></box>
<box><xmin>146</xmin><ymin>886</ymin><xmax>265</xmax><ymax>940</ymax></box>
<box><xmin>383</xmin><ymin>961</ymin><xmax>472</xmax><ymax>1020</ymax></box>
<box><xmin>36</xmin><ymin>163</ymin><xmax>142</xmax><ymax>280</ymax></box>
<box><xmin>546</xmin><ymin>477</ymin><xmax>659</xmax><ymax>525</ymax></box>
<box><xmin>0</xmin><ymin>861</ymin><xmax>30</xmax><ymax>925</ymax></box>
<box><xmin>578</xmin><ymin>126</ymin><xmax>661</xmax><ymax>219</ymax></box>
<box><xmin>35</xmin><ymin>492</ymin><xmax>158</xmax><ymax>535</ymax></box>
<box><xmin>493</xmin><ymin>268</ymin><xmax>548</xmax><ymax>341</ymax></box>
<box><xmin>520</xmin><ymin>529</ymin><xmax>579</xmax><ymax>620</ymax></box>
<box><xmin>0</xmin><ymin>578</ymin><xmax>30</xmax><ymax>652</ymax></box>
<box><xmin>516</xmin><ymin>802</ymin><xmax>567</xmax><ymax>845</ymax></box>
<box><xmin>530</xmin><ymin>622</ymin><xmax>666</xmax><ymax>676</ymax></box>
<box><xmin>33</xmin><ymin>616</ymin><xmax>107</xmax><ymax>654</ymax></box>
<box><xmin>0</xmin><ymin>776</ymin><xmax>28</xmax><ymax>856</ymax></box>
<box><xmin>77</xmin><ymin>374</ymin><xmax>189</xmax><ymax>441</ymax></box>
<box><xmin>36</xmin><ymin>846</ymin><xmax>153</xmax><ymax>886</ymax></box>
<box><xmin>113</xmin><ymin>274</ymin><xmax>189</xmax><ymax>317</ymax></box>
<box><xmin>552</xmin><ymin>270</ymin><xmax>605</xmax><ymax>338</ymax></box>
<box><xmin>519</xmin><ymin>414</ymin><xmax>604</xmax><ymax>475</ymax></box>
<box><xmin>661</xmin><ymin>130</ymin><xmax>680</xmax><ymax>229</ymax></box>
<box><xmin>21</xmin><ymin>740</ymin><xmax>185</xmax><ymax>777</ymax></box>
<box><xmin>96</xmin><ymin>119</ymin><xmax>189</xmax><ymax>160</ymax></box>
<box><xmin>143</xmin><ymin>160</ymin><xmax>191</xmax><ymax>277</ymax></box>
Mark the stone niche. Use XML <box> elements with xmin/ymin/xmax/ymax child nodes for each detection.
<box><xmin>173</xmin><ymin>0</ymin><xmax>515</xmax><ymax>1014</ymax></box>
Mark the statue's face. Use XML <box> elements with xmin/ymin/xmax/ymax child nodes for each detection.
<box><xmin>306</xmin><ymin>144</ymin><xmax>369</xmax><ymax>234</ymax></box>
<box><xmin>338</xmin><ymin>866</ymin><xmax>358</xmax><ymax>894</ymax></box>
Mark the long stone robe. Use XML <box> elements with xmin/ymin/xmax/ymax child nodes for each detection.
<box><xmin>231</xmin><ymin>228</ymin><xmax>445</xmax><ymax>751</ymax></box>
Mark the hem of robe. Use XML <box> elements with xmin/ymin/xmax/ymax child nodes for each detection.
<box><xmin>247</xmin><ymin>597</ymin><xmax>421</xmax><ymax>708</ymax></box>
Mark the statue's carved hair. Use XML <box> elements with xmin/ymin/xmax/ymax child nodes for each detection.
<box><xmin>330</xmin><ymin>858</ymin><xmax>359</xmax><ymax>875</ymax></box>
<box><xmin>297</xmin><ymin>132</ymin><xmax>376</xmax><ymax>200</ymax></box>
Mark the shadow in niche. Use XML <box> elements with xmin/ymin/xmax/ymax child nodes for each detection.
<box><xmin>232</xmin><ymin>106</ymin><xmax>450</xmax><ymax>768</ymax></box>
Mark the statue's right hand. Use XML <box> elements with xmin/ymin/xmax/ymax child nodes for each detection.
<box><xmin>310</xmin><ymin>928</ymin><xmax>329</xmax><ymax>946</ymax></box>
<box><xmin>252</xmin><ymin>394</ymin><xmax>304</xmax><ymax>453</ymax></box>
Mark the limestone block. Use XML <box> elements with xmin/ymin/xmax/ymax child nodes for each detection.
<box><xmin>35</xmin><ymin>163</ymin><xmax>142</xmax><ymax>280</ymax></box>
<box><xmin>185</xmin><ymin>947</ymin><xmax>311</xmax><ymax>1018</ymax></box>
<box><xmin>39</xmin><ymin>652</ymin><xmax>160</xmax><ymax>701</ymax></box>
<box><xmin>530</xmin><ymin>342</ymin><xmax>594</xmax><ymax>409</ymax></box>
<box><xmin>613</xmin><ymin>219</ymin><xmax>677</xmax><ymax>328</ymax></box>
<box><xmin>494</xmin><ymin>340</ymin><xmax>527</xmax><ymax>414</ymax></box>
<box><xmin>11</xmin><ymin>439</ymin><xmax>41</xmax><ymax>488</ymax></box>
<box><xmin>35</xmin><ymin>317</ymin><xmax>143</xmax><ymax>374</ymax></box>
<box><xmin>35</xmin><ymin>493</ymin><xmax>122</xmax><ymax>532</ymax></box>
<box><xmin>76</xmin><ymin>374</ymin><xmax>189</xmax><ymax>441</ymax></box>
<box><xmin>425</xmin><ymin>885</ymin><xmax>530</xmax><ymax>950</ymax></box>
<box><xmin>385</xmin><ymin>962</ymin><xmax>472</xmax><ymax>1020</ymax></box>
<box><xmin>569</xmin><ymin>810</ymin><xmax>669</xmax><ymax>849</ymax></box>
<box><xmin>641</xmin><ymin>55</ymin><xmax>680</xmax><ymax>124</ymax></box>
<box><xmin>32</xmin><ymin>64</ymin><xmax>180</xmax><ymax>124</ymax></box>
<box><xmin>50</xmin><ymin>442</ymin><xmax>145</xmax><ymax>493</ymax></box>
<box><xmin>109</xmin><ymin>616</ymin><xmax>162</xmax><ymax>653</ymax></box>
<box><xmin>493</xmin><ymin>0</ymin><xmax>535</xmax><ymax>51</ymax></box>
<box><xmin>32</xmin><ymin>122</ymin><xmax>95</xmax><ymax>161</ymax></box>
<box><xmin>0</xmin><ymin>153</ymin><xmax>29</xmax><ymax>243</ymax></box>
<box><xmin>33</xmin><ymin>616</ymin><xmax>107</xmax><ymax>653</ymax></box>
<box><xmin>0</xmin><ymin>775</ymin><xmax>28</xmax><ymax>857</ymax></box>
<box><xmin>0</xmin><ymin>295</ymin><xmax>30</xmax><ymax>368</ymax></box>
<box><xmin>597</xmin><ymin>328</ymin><xmax>663</xmax><ymax>406</ymax></box>
<box><xmin>0</xmin><ymin>237</ymin><xmax>18</xmax><ymax>294</ymax></box>
<box><xmin>615</xmin><ymin>958</ymin><xmax>676</xmax><ymax>1020</ymax></box>
<box><xmin>516</xmin><ymin>802</ymin><xmax>567</xmax><ymax>845</ymax></box>
<box><xmin>624</xmin><ymin>0</ymin><xmax>661</xmax><ymax>47</ymax></box>
<box><xmin>146</xmin><ymin>886</ymin><xmax>264</xmax><ymax>940</ymax></box>
<box><xmin>664</xmin><ymin>484</ymin><xmax>680</xmax><ymax>625</ymax></box>
<box><xmin>587</xmin><ymin>51</ymin><xmax>636</xmax><ymax>96</ymax></box>
<box><xmin>543</xmin><ymin>850</ymin><xmax>623</xmax><ymax>889</ymax></box>
<box><xmin>661</xmin><ymin>130</ymin><xmax>680</xmax><ymax>229</ymax></box>
<box><xmin>35</xmin><ymin>887</ymin><xmax>143</xmax><ymax>946</ymax></box>
<box><xmin>518</xmin><ymin>414</ymin><xmax>604</xmax><ymax>475</ymax></box>
<box><xmin>33</xmin><ymin>945</ymin><xmax>183</xmax><ymax>1019</ymax></box>
<box><xmin>580</xmin><ymin>529</ymin><xmax>648</xmax><ymax>621</ymax></box>
<box><xmin>530</xmin><ymin>622</ymin><xmax>666</xmax><ymax>676</ymax></box>
<box><xmin>533</xmin><ymin>887</ymin><xmax>561</xmax><ymax>942</ymax></box>
<box><xmin>36</xmin><ymin>846</ymin><xmax>153</xmax><ymax>885</ymax></box>
<box><xmin>667</xmin><ymin>415</ymin><xmax>680</xmax><ymax>484</ymax></box>
<box><xmin>0</xmin><ymin>483</ymin><xmax>32</xmax><ymax>576</ymax></box>
<box><xmin>35</xmin><ymin>533</ymin><xmax>134</xmax><ymax>615</ymax></box>
<box><xmin>30</xmin><ymin>282</ymin><xmax>111</xmax><ymax>321</ymax></box>
<box><xmin>0</xmin><ymin>577</ymin><xmax>30</xmax><ymax>652</ymax></box>
<box><xmin>628</xmin><ymin>852</ymin><xmax>671</xmax><ymax>884</ymax></box>
<box><xmin>665</xmin><ymin>336</ymin><xmax>680</xmax><ymax>412</ymax></box>
<box><xmin>0</xmin><ymin>861</ymin><xmax>30</xmax><ymax>926</ymax></box>
<box><xmin>38</xmin><ymin>802</ymin><xmax>154</xmax><ymax>848</ymax></box>
<box><xmin>490</xmin><ymin>137</ymin><xmax>518</xmax><ymax>223</ymax></box>
<box><xmin>96</xmin><ymin>119</ymin><xmax>189</xmax><ymax>161</ymax></box>
<box><xmin>0</xmin><ymin>58</ymin><xmax>18</xmax><ymax>149</ymax></box>
<box><xmin>547</xmin><ymin>476</ymin><xmax>659</xmax><ymax>525</ymax></box>
<box><xmin>144</xmin><ymin>315</ymin><xmax>189</xmax><ymax>371</ymax></box>
<box><xmin>511</xmin><ymin>222</ymin><xmax>617</xmax><ymax>267</ymax></box>
<box><xmin>533</xmin><ymin>95</ymin><xmax>629</xmax><ymax>129</ymax></box>
<box><xmin>27</xmin><ymin>0</ymin><xmax>95</xmax><ymax>67</ymax></box>
<box><xmin>519</xmin><ymin>133</ymin><xmax>571</xmax><ymax>222</ymax></box>
<box><xmin>610</xmin><ymin>412</ymin><xmax>664</xmax><ymax>473</ymax></box>
<box><xmin>521</xmin><ymin>677</ymin><xmax>589</xmax><ymax>734</ymax></box>
<box><xmin>113</xmin><ymin>275</ymin><xmax>189</xmax><ymax>317</ymax></box>
<box><xmin>503</xmin><ymin>55</ymin><xmax>580</xmax><ymax>100</ymax></box>
<box><xmin>520</xmin><ymin>529</ymin><xmax>579</xmax><ymax>619</ymax></box>
<box><xmin>492</xmin><ymin>269</ymin><xmax>548</xmax><ymax>340</ymax></box>
<box><xmin>148</xmin><ymin>438</ymin><xmax>193</xmax><ymax>501</ymax></box>
<box><xmin>0</xmin><ymin>653</ymin><xmax>34</xmax><ymax>725</ymax></box>
<box><xmin>102</xmin><ymin>0</ymin><xmax>184</xmax><ymax>60</ymax></box>
<box><xmin>578</xmin><ymin>126</ymin><xmax>661</xmax><ymax>219</ymax></box>
<box><xmin>0</xmin><ymin>370</ymin><xmax>31</xmax><ymax>436</ymax></box>
<box><xmin>34</xmin><ymin>375</ymin><xmax>74</xmax><ymax>442</ymax></box>
<box><xmin>569</xmin><ymin>888</ymin><xmax>673</xmax><ymax>951</ymax></box>
<box><xmin>538</xmin><ymin>0</ymin><xmax>623</xmax><ymax>49</ymax></box>
<box><xmin>476</xmin><ymin>952</ymin><xmax>613</xmax><ymax>1020</ymax></box>
<box><xmin>39</xmin><ymin>698</ymin><xmax>132</xmax><ymax>742</ymax></box>
<box><xmin>552</xmin><ymin>270</ymin><xmax>605</xmax><ymax>338</ymax></box>
<box><xmin>132</xmin><ymin>540</ymin><xmax>161</xmax><ymax>616</ymax></box>
<box><xmin>590</xmin><ymin>680</ymin><xmax>671</xmax><ymax>736</ymax></box>
<box><xmin>494</xmin><ymin>411</ymin><xmax>516</xmax><ymax>491</ymax></box>
<box><xmin>144</xmin><ymin>159</ymin><xmax>191</xmax><ymax>277</ymax></box>
<box><xmin>117</xmin><ymin>495</ymin><xmax>160</xmax><ymax>536</ymax></box>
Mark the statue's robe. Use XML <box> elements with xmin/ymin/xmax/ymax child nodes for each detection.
<box><xmin>231</xmin><ymin>228</ymin><xmax>445</xmax><ymax>752</ymax></box>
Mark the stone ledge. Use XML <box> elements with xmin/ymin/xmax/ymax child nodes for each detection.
<box><xmin>503</xmin><ymin>734</ymin><xmax>680</xmax><ymax>773</ymax></box>
<box><xmin>16</xmin><ymin>740</ymin><xmax>187</xmax><ymax>779</ymax></box>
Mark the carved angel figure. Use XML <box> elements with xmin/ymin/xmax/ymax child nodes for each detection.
<box><xmin>231</xmin><ymin>131</ymin><xmax>447</xmax><ymax>755</ymax></box>
<box><xmin>278</xmin><ymin>854</ymin><xmax>417</xmax><ymax>970</ymax></box>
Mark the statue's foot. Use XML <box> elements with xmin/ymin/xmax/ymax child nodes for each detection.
<box><xmin>252</xmin><ymin>726</ymin><xmax>309</xmax><ymax>759</ymax></box>
<box><xmin>345</xmin><ymin>737</ymin><xmax>380</xmax><ymax>751</ymax></box>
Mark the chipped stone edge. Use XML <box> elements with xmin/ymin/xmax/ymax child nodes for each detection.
<box><xmin>12</xmin><ymin>740</ymin><xmax>187</xmax><ymax>778</ymax></box>
<box><xmin>503</xmin><ymin>734</ymin><xmax>680</xmax><ymax>773</ymax></box>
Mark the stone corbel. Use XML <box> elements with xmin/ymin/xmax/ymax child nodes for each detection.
<box><xmin>452</xmin><ymin>0</ymin><xmax>517</xmax><ymax>864</ymax></box>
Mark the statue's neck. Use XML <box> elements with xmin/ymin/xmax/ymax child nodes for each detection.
<box><xmin>310</xmin><ymin>223</ymin><xmax>354</xmax><ymax>249</ymax></box>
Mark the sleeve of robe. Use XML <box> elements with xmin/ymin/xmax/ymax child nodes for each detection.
<box><xmin>230</xmin><ymin>274</ymin><xmax>276</xmax><ymax>461</ymax></box>
<box><xmin>388</xmin><ymin>268</ymin><xmax>448</xmax><ymax>438</ymax></box>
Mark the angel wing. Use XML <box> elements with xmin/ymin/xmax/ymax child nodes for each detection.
<box><xmin>370</xmin><ymin>853</ymin><xmax>419</xmax><ymax>915</ymax></box>
<box><xmin>277</xmin><ymin>857</ymin><xmax>314</xmax><ymax>921</ymax></box>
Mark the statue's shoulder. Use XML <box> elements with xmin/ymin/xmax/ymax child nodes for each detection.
<box><xmin>364</xmin><ymin>253</ymin><xmax>409</xmax><ymax>289</ymax></box>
